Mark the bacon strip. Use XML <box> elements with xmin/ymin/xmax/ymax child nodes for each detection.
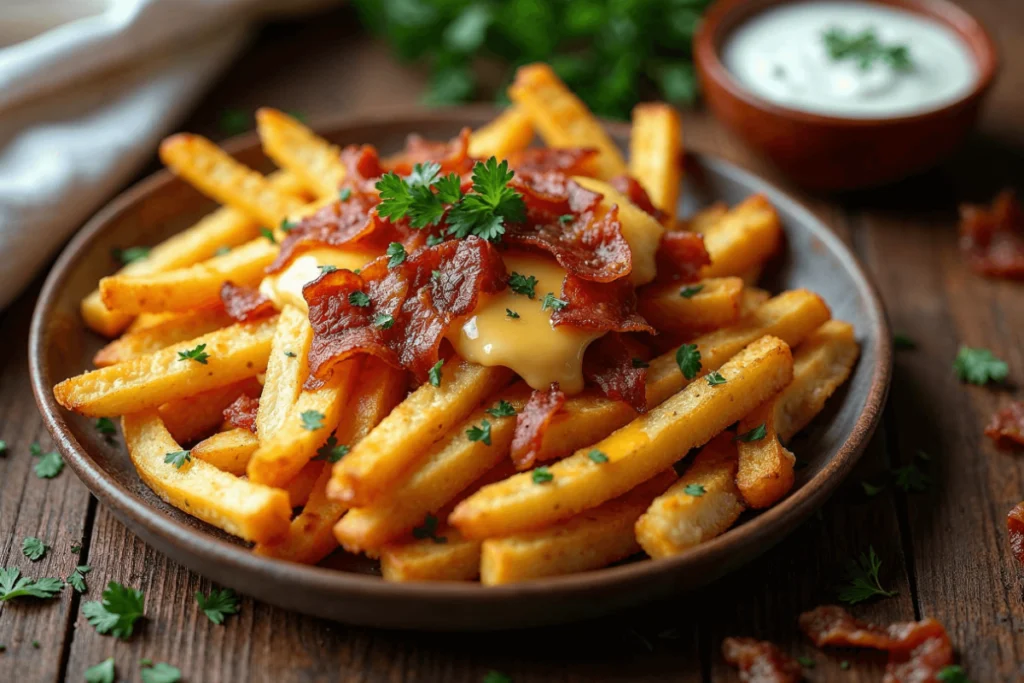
<box><xmin>985</xmin><ymin>401</ymin><xmax>1024</xmax><ymax>450</ymax></box>
<box><xmin>721</xmin><ymin>637</ymin><xmax>802</xmax><ymax>683</ymax></box>
<box><xmin>508</xmin><ymin>147</ymin><xmax>598</xmax><ymax>176</ymax></box>
<box><xmin>958</xmin><ymin>190</ymin><xmax>1024</xmax><ymax>279</ymax></box>
<box><xmin>656</xmin><ymin>230</ymin><xmax>711</xmax><ymax>284</ymax></box>
<box><xmin>382</xmin><ymin>128</ymin><xmax>474</xmax><ymax>176</ymax></box>
<box><xmin>610</xmin><ymin>174</ymin><xmax>666</xmax><ymax>222</ymax></box>
<box><xmin>223</xmin><ymin>394</ymin><xmax>259</xmax><ymax>433</ymax></box>
<box><xmin>220</xmin><ymin>282</ymin><xmax>276</xmax><ymax>322</ymax></box>
<box><xmin>510</xmin><ymin>383</ymin><xmax>566</xmax><ymax>470</ymax></box>
<box><xmin>582</xmin><ymin>333</ymin><xmax>648</xmax><ymax>414</ymax></box>
<box><xmin>553</xmin><ymin>275</ymin><xmax>654</xmax><ymax>334</ymax></box>
<box><xmin>1008</xmin><ymin>503</ymin><xmax>1024</xmax><ymax>567</ymax></box>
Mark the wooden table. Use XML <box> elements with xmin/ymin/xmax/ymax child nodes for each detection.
<box><xmin>2</xmin><ymin>3</ymin><xmax>1023</xmax><ymax>681</ymax></box>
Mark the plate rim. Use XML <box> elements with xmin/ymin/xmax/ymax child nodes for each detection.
<box><xmin>28</xmin><ymin>106</ymin><xmax>893</xmax><ymax>623</ymax></box>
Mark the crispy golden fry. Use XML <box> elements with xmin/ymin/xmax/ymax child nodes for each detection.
<box><xmin>282</xmin><ymin>462</ymin><xmax>322</xmax><ymax>507</ymax></box>
<box><xmin>247</xmin><ymin>358</ymin><xmax>360</xmax><ymax>488</ymax></box>
<box><xmin>532</xmin><ymin>290</ymin><xmax>831</xmax><ymax>462</ymax></box>
<box><xmin>638</xmin><ymin>277</ymin><xmax>745</xmax><ymax>337</ymax></box>
<box><xmin>509</xmin><ymin>63</ymin><xmax>627</xmax><ymax>180</ymax></box>
<box><xmin>468</xmin><ymin>106</ymin><xmax>534</xmax><ymax>160</ymax></box>
<box><xmin>701</xmin><ymin>195</ymin><xmax>782</xmax><ymax>279</ymax></box>
<box><xmin>93</xmin><ymin>308</ymin><xmax>233</xmax><ymax>367</ymax></box>
<box><xmin>635</xmin><ymin>433</ymin><xmax>745</xmax><ymax>558</ymax></box>
<box><xmin>190</xmin><ymin>428</ymin><xmax>258</xmax><ymax>476</ymax></box>
<box><xmin>450</xmin><ymin>336</ymin><xmax>794</xmax><ymax>539</ymax></box>
<box><xmin>158</xmin><ymin>378</ymin><xmax>262</xmax><ymax>445</ymax></box>
<box><xmin>256</xmin><ymin>108</ymin><xmax>346</xmax><ymax>200</ymax></box>
<box><xmin>54</xmin><ymin>317</ymin><xmax>277</xmax><ymax>417</ymax></box>
<box><xmin>573</xmin><ymin>176</ymin><xmax>665</xmax><ymax>285</ymax></box>
<box><xmin>481</xmin><ymin>471</ymin><xmax>677</xmax><ymax>585</ymax></box>
<box><xmin>679</xmin><ymin>202</ymin><xmax>727</xmax><ymax>233</ymax></box>
<box><xmin>128</xmin><ymin>312</ymin><xmax>181</xmax><ymax>331</ymax></box>
<box><xmin>739</xmin><ymin>265</ymin><xmax>763</xmax><ymax>286</ymax></box>
<box><xmin>334</xmin><ymin>384</ymin><xmax>532</xmax><ymax>553</ymax></box>
<box><xmin>629</xmin><ymin>103</ymin><xmax>682</xmax><ymax>226</ymax></box>
<box><xmin>741</xmin><ymin>287</ymin><xmax>771</xmax><ymax>314</ymax></box>
<box><xmin>159</xmin><ymin>133</ymin><xmax>305</xmax><ymax>233</ymax></box>
<box><xmin>257</xmin><ymin>306</ymin><xmax>311</xmax><ymax>441</ymax></box>
<box><xmin>737</xmin><ymin>321</ymin><xmax>859</xmax><ymax>508</ymax></box>
<box><xmin>122</xmin><ymin>412</ymin><xmax>290</xmax><ymax>543</ymax></box>
<box><xmin>99</xmin><ymin>238</ymin><xmax>277</xmax><ymax>314</ymax></box>
<box><xmin>327</xmin><ymin>361</ymin><xmax>514</xmax><ymax>507</ymax></box>
<box><xmin>379</xmin><ymin>528</ymin><xmax>481</xmax><ymax>582</ymax></box>
<box><xmin>256</xmin><ymin>361</ymin><xmax>407</xmax><ymax>564</ymax></box>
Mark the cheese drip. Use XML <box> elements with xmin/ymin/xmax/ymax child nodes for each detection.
<box><xmin>259</xmin><ymin>247</ymin><xmax>374</xmax><ymax>312</ymax></box>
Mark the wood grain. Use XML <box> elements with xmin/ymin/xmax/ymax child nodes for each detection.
<box><xmin>2</xmin><ymin>2</ymin><xmax>1024</xmax><ymax>680</ymax></box>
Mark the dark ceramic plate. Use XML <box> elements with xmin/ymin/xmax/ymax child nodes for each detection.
<box><xmin>30</xmin><ymin>108</ymin><xmax>891</xmax><ymax>631</ymax></box>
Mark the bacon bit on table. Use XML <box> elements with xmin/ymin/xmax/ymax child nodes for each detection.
<box><xmin>510</xmin><ymin>383</ymin><xmax>566</xmax><ymax>470</ymax></box>
<box><xmin>223</xmin><ymin>394</ymin><xmax>259</xmax><ymax>433</ymax></box>
<box><xmin>721</xmin><ymin>636</ymin><xmax>803</xmax><ymax>683</ymax></box>
<box><xmin>984</xmin><ymin>401</ymin><xmax>1024</xmax><ymax>449</ymax></box>
<box><xmin>220</xmin><ymin>282</ymin><xmax>276</xmax><ymax>322</ymax></box>
<box><xmin>1008</xmin><ymin>503</ymin><xmax>1024</xmax><ymax>567</ymax></box>
<box><xmin>958</xmin><ymin>190</ymin><xmax>1024</xmax><ymax>279</ymax></box>
<box><xmin>582</xmin><ymin>333</ymin><xmax>648</xmax><ymax>414</ymax></box>
<box><xmin>798</xmin><ymin>605</ymin><xmax>954</xmax><ymax>683</ymax></box>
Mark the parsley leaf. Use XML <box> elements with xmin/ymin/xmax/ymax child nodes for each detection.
<box><xmin>22</xmin><ymin>537</ymin><xmax>48</xmax><ymax>561</ymax></box>
<box><xmin>446</xmin><ymin>157</ymin><xmax>526</xmax><ymax>242</ymax></box>
<box><xmin>94</xmin><ymin>417</ymin><xmax>117</xmax><ymax>439</ymax></box>
<box><xmin>505</xmin><ymin>308</ymin><xmax>520</xmax><ymax>319</ymax></box>
<box><xmin>259</xmin><ymin>227</ymin><xmax>276</xmax><ymax>244</ymax></box>
<box><xmin>487</xmin><ymin>400</ymin><xmax>517</xmax><ymax>418</ymax></box>
<box><xmin>532</xmin><ymin>467</ymin><xmax>554</xmax><ymax>484</ymax></box>
<box><xmin>84</xmin><ymin>658</ymin><xmax>116</xmax><ymax>683</ymax></box>
<box><xmin>861</xmin><ymin>481</ymin><xmax>884</xmax><ymax>497</ymax></box>
<box><xmin>953</xmin><ymin>346</ymin><xmax>1008</xmax><ymax>385</ymax></box>
<box><xmin>112</xmin><ymin>246</ymin><xmax>150</xmax><ymax>265</ymax></box>
<box><xmin>318</xmin><ymin>264</ymin><xmax>338</xmax><ymax>275</ymax></box>
<box><xmin>588</xmin><ymin>449</ymin><xmax>609</xmax><ymax>464</ymax></box>
<box><xmin>434</xmin><ymin>172</ymin><xmax>464</xmax><ymax>204</ymax></box>
<box><xmin>284</xmin><ymin>351</ymin><xmax>297</xmax><ymax>358</ymax></box>
<box><xmin>679</xmin><ymin>284</ymin><xmax>704</xmax><ymax>298</ymax></box>
<box><xmin>163</xmin><ymin>450</ymin><xmax>191</xmax><ymax>469</ymax></box>
<box><xmin>348</xmin><ymin>290</ymin><xmax>371</xmax><ymax>307</ymax></box>
<box><xmin>34</xmin><ymin>451</ymin><xmax>64</xmax><ymax>479</ymax></box>
<box><xmin>823</xmin><ymin>27</ymin><xmax>913</xmax><ymax>72</ymax></box>
<box><xmin>936</xmin><ymin>665</ymin><xmax>972</xmax><ymax>682</ymax></box>
<box><xmin>429</xmin><ymin>359</ymin><xmax>444</xmax><ymax>387</ymax></box>
<box><xmin>412</xmin><ymin>514</ymin><xmax>448</xmax><ymax>544</ymax></box>
<box><xmin>837</xmin><ymin>546</ymin><xmax>897</xmax><ymax>604</ymax></box>
<box><xmin>466</xmin><ymin>419</ymin><xmax>492</xmax><ymax>446</ymax></box>
<box><xmin>683</xmin><ymin>483</ymin><xmax>705</xmax><ymax>497</ymax></box>
<box><xmin>195</xmin><ymin>587</ymin><xmax>240</xmax><ymax>625</ymax></box>
<box><xmin>0</xmin><ymin>568</ymin><xmax>62</xmax><ymax>601</ymax></box>
<box><xmin>735</xmin><ymin>423</ymin><xmax>768</xmax><ymax>442</ymax></box>
<box><xmin>82</xmin><ymin>582</ymin><xmax>145</xmax><ymax>639</ymax></box>
<box><xmin>313</xmin><ymin>435</ymin><xmax>350</xmax><ymax>463</ymax></box>
<box><xmin>632</xmin><ymin>358</ymin><xmax>649</xmax><ymax>369</ymax></box>
<box><xmin>177</xmin><ymin>343</ymin><xmax>210</xmax><ymax>364</ymax></box>
<box><xmin>386</xmin><ymin>242</ymin><xmax>407</xmax><ymax>268</ymax></box>
<box><xmin>376</xmin><ymin>165</ymin><xmax>448</xmax><ymax>229</ymax></box>
<box><xmin>339</xmin><ymin>187</ymin><xmax>352</xmax><ymax>201</ymax></box>
<box><xmin>892</xmin><ymin>462</ymin><xmax>930</xmax><ymax>493</ymax></box>
<box><xmin>705</xmin><ymin>371</ymin><xmax>727</xmax><ymax>386</ymax></box>
<box><xmin>374</xmin><ymin>312</ymin><xmax>395</xmax><ymax>329</ymax></box>
<box><xmin>30</xmin><ymin>442</ymin><xmax>41</xmax><ymax>456</ymax></box>
<box><xmin>558</xmin><ymin>214</ymin><xmax>574</xmax><ymax>225</ymax></box>
<box><xmin>675</xmin><ymin>344</ymin><xmax>701</xmax><ymax>379</ymax></box>
<box><xmin>508</xmin><ymin>272</ymin><xmax>538</xmax><ymax>298</ymax></box>
<box><xmin>280</xmin><ymin>219</ymin><xmax>297</xmax><ymax>233</ymax></box>
<box><xmin>67</xmin><ymin>565</ymin><xmax>91</xmax><ymax>593</ymax></box>
<box><xmin>141</xmin><ymin>662</ymin><xmax>181</xmax><ymax>683</ymax></box>
<box><xmin>301</xmin><ymin>410</ymin><xmax>326</xmax><ymax>431</ymax></box>
<box><xmin>426</xmin><ymin>234</ymin><xmax>445</xmax><ymax>247</ymax></box>
<box><xmin>541</xmin><ymin>292</ymin><xmax>568</xmax><ymax>312</ymax></box>
<box><xmin>893</xmin><ymin>333</ymin><xmax>916</xmax><ymax>350</ymax></box>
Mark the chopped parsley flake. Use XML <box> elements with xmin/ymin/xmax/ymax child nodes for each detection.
<box><xmin>94</xmin><ymin>417</ymin><xmax>117</xmax><ymax>439</ymax></box>
<box><xmin>735</xmin><ymin>423</ymin><xmax>767</xmax><ymax>443</ymax></box>
<box><xmin>466</xmin><ymin>419</ymin><xmax>493</xmax><ymax>446</ymax></box>
<box><xmin>300</xmin><ymin>410</ymin><xmax>326</xmax><ymax>431</ymax></box>
<box><xmin>487</xmin><ymin>400</ymin><xmax>517</xmax><ymax>418</ymax></box>
<box><xmin>412</xmin><ymin>514</ymin><xmax>448</xmax><ymax>544</ymax></box>
<box><xmin>280</xmin><ymin>219</ymin><xmax>297</xmax><ymax>233</ymax></box>
<box><xmin>67</xmin><ymin>565</ymin><xmax>91</xmax><ymax>593</ymax></box>
<box><xmin>177</xmin><ymin>344</ymin><xmax>210</xmax><ymax>364</ymax></box>
<box><xmin>34</xmin><ymin>451</ymin><xmax>64</xmax><ymax>479</ymax></box>
<box><xmin>429</xmin><ymin>359</ymin><xmax>444</xmax><ymax>387</ymax></box>
<box><xmin>163</xmin><ymin>450</ymin><xmax>191</xmax><ymax>469</ymax></box>
<box><xmin>705</xmin><ymin>371</ymin><xmax>727</xmax><ymax>386</ymax></box>
<box><xmin>632</xmin><ymin>358</ymin><xmax>649</xmax><ymax>369</ymax></box>
<box><xmin>508</xmin><ymin>272</ymin><xmax>538</xmax><ymax>298</ymax></box>
<box><xmin>84</xmin><ymin>658</ymin><xmax>116</xmax><ymax>683</ymax></box>
<box><xmin>339</xmin><ymin>188</ymin><xmax>352</xmax><ymax>201</ymax></box>
<box><xmin>259</xmin><ymin>227</ymin><xmax>276</xmax><ymax>244</ymax></box>
<box><xmin>0</xmin><ymin>568</ymin><xmax>62</xmax><ymax>601</ymax></box>
<box><xmin>683</xmin><ymin>483</ymin><xmax>706</xmax><ymax>497</ymax></box>
<box><xmin>532</xmin><ymin>467</ymin><xmax>554</xmax><ymax>484</ymax></box>
<box><xmin>112</xmin><ymin>246</ymin><xmax>150</xmax><ymax>265</ymax></box>
<box><xmin>195</xmin><ymin>587</ymin><xmax>240</xmax><ymax>625</ymax></box>
<box><xmin>141</xmin><ymin>662</ymin><xmax>181</xmax><ymax>683</ymax></box>
<box><xmin>374</xmin><ymin>312</ymin><xmax>395</xmax><ymax>330</ymax></box>
<box><xmin>313</xmin><ymin>435</ymin><xmax>350</xmax><ymax>463</ymax></box>
<box><xmin>505</xmin><ymin>308</ymin><xmax>520</xmax><ymax>319</ymax></box>
<box><xmin>348</xmin><ymin>290</ymin><xmax>371</xmax><ymax>307</ymax></box>
<box><xmin>318</xmin><ymin>264</ymin><xmax>338</xmax><ymax>275</ymax></box>
<box><xmin>386</xmin><ymin>242</ymin><xmax>407</xmax><ymax>268</ymax></box>
<box><xmin>541</xmin><ymin>292</ymin><xmax>568</xmax><ymax>312</ymax></box>
<box><xmin>679</xmin><ymin>284</ymin><xmax>704</xmax><ymax>298</ymax></box>
<box><xmin>675</xmin><ymin>344</ymin><xmax>701</xmax><ymax>380</ymax></box>
<box><xmin>588</xmin><ymin>449</ymin><xmax>609</xmax><ymax>464</ymax></box>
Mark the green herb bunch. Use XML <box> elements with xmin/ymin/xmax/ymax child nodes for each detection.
<box><xmin>352</xmin><ymin>0</ymin><xmax>713</xmax><ymax>119</ymax></box>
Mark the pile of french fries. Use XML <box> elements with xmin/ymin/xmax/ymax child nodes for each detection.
<box><xmin>54</xmin><ymin>64</ymin><xmax>859</xmax><ymax>584</ymax></box>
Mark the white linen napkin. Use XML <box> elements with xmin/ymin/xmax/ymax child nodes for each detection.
<box><xmin>0</xmin><ymin>0</ymin><xmax>340</xmax><ymax>310</ymax></box>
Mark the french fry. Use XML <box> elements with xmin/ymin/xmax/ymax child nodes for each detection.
<box><xmin>257</xmin><ymin>306</ymin><xmax>311</xmax><ymax>441</ymax></box>
<box><xmin>190</xmin><ymin>428</ymin><xmax>258</xmax><ymax>476</ymax></box>
<box><xmin>468</xmin><ymin>106</ymin><xmax>535</xmax><ymax>160</ymax></box>
<box><xmin>738</xmin><ymin>265</ymin><xmax>763</xmax><ymax>286</ymax></box>
<box><xmin>93</xmin><ymin>308</ymin><xmax>234</xmax><ymax>367</ymax></box>
<box><xmin>481</xmin><ymin>471</ymin><xmax>677</xmax><ymax>585</ymax></box>
<box><xmin>158</xmin><ymin>378</ymin><xmax>262</xmax><ymax>445</ymax></box>
<box><xmin>334</xmin><ymin>384</ymin><xmax>533</xmax><ymax>553</ymax></box>
<box><xmin>256</xmin><ymin>108</ymin><xmax>346</xmax><ymax>200</ymax></box>
<box><xmin>98</xmin><ymin>238</ymin><xmax>277</xmax><ymax>314</ymax></box>
<box><xmin>509</xmin><ymin>63</ymin><xmax>627</xmax><ymax>180</ymax></box>
<box><xmin>122</xmin><ymin>412</ymin><xmax>290</xmax><ymax>543</ymax></box>
<box><xmin>629</xmin><ymin>103</ymin><xmax>682</xmax><ymax>226</ymax></box>
<box><xmin>635</xmin><ymin>433</ymin><xmax>745</xmax><ymax>558</ymax></box>
<box><xmin>737</xmin><ymin>321</ymin><xmax>859</xmax><ymax>508</ymax></box>
<box><xmin>741</xmin><ymin>287</ymin><xmax>771</xmax><ymax>314</ymax></box>
<box><xmin>80</xmin><ymin>171</ymin><xmax>304</xmax><ymax>338</ymax></box>
<box><xmin>327</xmin><ymin>360</ymin><xmax>514</xmax><ymax>507</ymax></box>
<box><xmin>701</xmin><ymin>195</ymin><xmax>782</xmax><ymax>278</ymax></box>
<box><xmin>638</xmin><ymin>277</ymin><xmax>745</xmax><ymax>337</ymax></box>
<box><xmin>680</xmin><ymin>202</ymin><xmax>728</xmax><ymax>233</ymax></box>
<box><xmin>282</xmin><ymin>462</ymin><xmax>322</xmax><ymax>507</ymax></box>
<box><xmin>128</xmin><ymin>312</ymin><xmax>181</xmax><ymax>332</ymax></box>
<box><xmin>159</xmin><ymin>133</ymin><xmax>305</xmax><ymax>233</ymax></box>
<box><xmin>255</xmin><ymin>361</ymin><xmax>407</xmax><ymax>564</ymax></box>
<box><xmin>450</xmin><ymin>335</ymin><xmax>794</xmax><ymax>539</ymax></box>
<box><xmin>379</xmin><ymin>529</ymin><xmax>481</xmax><ymax>582</ymax></box>
<box><xmin>54</xmin><ymin>317</ymin><xmax>277</xmax><ymax>417</ymax></box>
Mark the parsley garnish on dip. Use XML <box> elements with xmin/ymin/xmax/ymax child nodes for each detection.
<box><xmin>721</xmin><ymin>1</ymin><xmax>977</xmax><ymax>119</ymax></box>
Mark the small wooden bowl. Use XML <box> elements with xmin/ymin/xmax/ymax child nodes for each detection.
<box><xmin>695</xmin><ymin>0</ymin><xmax>999</xmax><ymax>191</ymax></box>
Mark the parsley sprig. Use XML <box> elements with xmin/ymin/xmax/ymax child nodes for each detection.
<box><xmin>0</xmin><ymin>567</ymin><xmax>63</xmax><ymax>601</ymax></box>
<box><xmin>196</xmin><ymin>587</ymin><xmax>240</xmax><ymax>625</ymax></box>
<box><xmin>953</xmin><ymin>346</ymin><xmax>1008</xmax><ymax>385</ymax></box>
<box><xmin>83</xmin><ymin>582</ymin><xmax>146</xmax><ymax>639</ymax></box>
<box><xmin>837</xmin><ymin>546</ymin><xmax>897</xmax><ymax>604</ymax></box>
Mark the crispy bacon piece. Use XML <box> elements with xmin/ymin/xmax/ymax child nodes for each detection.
<box><xmin>656</xmin><ymin>231</ymin><xmax>711</xmax><ymax>284</ymax></box>
<box><xmin>382</xmin><ymin>128</ymin><xmax>475</xmax><ymax>176</ymax></box>
<box><xmin>220</xmin><ymin>282</ymin><xmax>275</xmax><ymax>322</ymax></box>
<box><xmin>610</xmin><ymin>174</ymin><xmax>666</xmax><ymax>222</ymax></box>
<box><xmin>223</xmin><ymin>394</ymin><xmax>259</xmax><ymax>433</ymax></box>
<box><xmin>510</xmin><ymin>383</ymin><xmax>566</xmax><ymax>470</ymax></box>
<box><xmin>268</xmin><ymin>194</ymin><xmax>387</xmax><ymax>273</ymax></box>
<box><xmin>553</xmin><ymin>275</ymin><xmax>654</xmax><ymax>334</ymax></box>
<box><xmin>582</xmin><ymin>333</ymin><xmax>648</xmax><ymax>414</ymax></box>
<box><xmin>721</xmin><ymin>637</ymin><xmax>802</xmax><ymax>683</ymax></box>
<box><xmin>1008</xmin><ymin>503</ymin><xmax>1024</xmax><ymax>567</ymax></box>
<box><xmin>303</xmin><ymin>236</ymin><xmax>507</xmax><ymax>382</ymax></box>
<box><xmin>508</xmin><ymin>147</ymin><xmax>598</xmax><ymax>176</ymax></box>
<box><xmin>799</xmin><ymin>606</ymin><xmax>954</xmax><ymax>683</ymax></box>
<box><xmin>958</xmin><ymin>190</ymin><xmax>1024</xmax><ymax>279</ymax></box>
<box><xmin>340</xmin><ymin>143</ymin><xmax>386</xmax><ymax>192</ymax></box>
<box><xmin>985</xmin><ymin>401</ymin><xmax>1024</xmax><ymax>450</ymax></box>
<box><xmin>510</xmin><ymin>203</ymin><xmax>632</xmax><ymax>282</ymax></box>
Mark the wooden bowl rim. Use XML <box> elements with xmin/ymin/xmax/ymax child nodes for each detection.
<box><xmin>28</xmin><ymin>106</ymin><xmax>892</xmax><ymax>613</ymax></box>
<box><xmin>695</xmin><ymin>0</ymin><xmax>1000</xmax><ymax>127</ymax></box>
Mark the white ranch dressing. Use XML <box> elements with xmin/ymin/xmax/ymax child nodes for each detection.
<box><xmin>721</xmin><ymin>1</ymin><xmax>977</xmax><ymax>119</ymax></box>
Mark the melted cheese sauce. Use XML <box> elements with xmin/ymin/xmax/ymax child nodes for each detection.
<box><xmin>259</xmin><ymin>247</ymin><xmax>374</xmax><ymax>312</ymax></box>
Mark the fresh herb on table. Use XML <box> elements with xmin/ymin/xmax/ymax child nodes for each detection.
<box><xmin>177</xmin><ymin>343</ymin><xmax>210</xmax><ymax>364</ymax></box>
<box><xmin>683</xmin><ymin>483</ymin><xmax>705</xmax><ymax>497</ymax></box>
<box><xmin>195</xmin><ymin>588</ymin><xmax>240</xmax><ymax>625</ymax></box>
<box><xmin>680</xmin><ymin>284</ymin><xmax>704</xmax><ymax>298</ymax></box>
<box><xmin>735</xmin><ymin>423</ymin><xmax>768</xmax><ymax>443</ymax></box>
<box><xmin>487</xmin><ymin>400</ymin><xmax>517</xmax><ymax>418</ymax></box>
<box><xmin>84</xmin><ymin>658</ymin><xmax>116</xmax><ymax>683</ymax></box>
<box><xmin>67</xmin><ymin>565</ymin><xmax>92</xmax><ymax>593</ymax></box>
<box><xmin>349</xmin><ymin>290</ymin><xmax>371</xmax><ymax>307</ymax></box>
<box><xmin>313</xmin><ymin>436</ymin><xmax>350</xmax><ymax>463</ymax></box>
<box><xmin>588</xmin><ymin>449</ymin><xmax>608</xmax><ymax>463</ymax></box>
<box><xmin>675</xmin><ymin>344</ymin><xmax>701</xmax><ymax>379</ymax></box>
<box><xmin>83</xmin><ymin>582</ymin><xmax>145</xmax><ymax>639</ymax></box>
<box><xmin>163</xmin><ymin>450</ymin><xmax>191</xmax><ymax>469</ymax></box>
<box><xmin>540</xmin><ymin>292</ymin><xmax>568</xmax><ymax>312</ymax></box>
<box><xmin>0</xmin><ymin>568</ymin><xmax>62</xmax><ymax>601</ymax></box>
<box><xmin>532</xmin><ymin>466</ymin><xmax>554</xmax><ymax>484</ymax></box>
<box><xmin>112</xmin><ymin>246</ymin><xmax>150</xmax><ymax>265</ymax></box>
<box><xmin>508</xmin><ymin>272</ymin><xmax>538</xmax><ymax>298</ymax></box>
<box><xmin>33</xmin><ymin>450</ymin><xmax>64</xmax><ymax>479</ymax></box>
<box><xmin>22</xmin><ymin>537</ymin><xmax>48</xmax><ymax>561</ymax></box>
<box><xmin>892</xmin><ymin>462</ymin><xmax>930</xmax><ymax>493</ymax></box>
<box><xmin>822</xmin><ymin>27</ymin><xmax>913</xmax><ymax>72</ymax></box>
<box><xmin>837</xmin><ymin>546</ymin><xmax>897</xmax><ymax>604</ymax></box>
<box><xmin>141</xmin><ymin>662</ymin><xmax>182</xmax><ymax>683</ymax></box>
<box><xmin>301</xmin><ymin>410</ymin><xmax>326</xmax><ymax>431</ymax></box>
<box><xmin>412</xmin><ymin>514</ymin><xmax>448</xmax><ymax>544</ymax></box>
<box><xmin>428</xmin><ymin>359</ymin><xmax>444</xmax><ymax>387</ymax></box>
<box><xmin>466</xmin><ymin>419</ymin><xmax>493</xmax><ymax>446</ymax></box>
<box><xmin>953</xmin><ymin>346</ymin><xmax>1008</xmax><ymax>385</ymax></box>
